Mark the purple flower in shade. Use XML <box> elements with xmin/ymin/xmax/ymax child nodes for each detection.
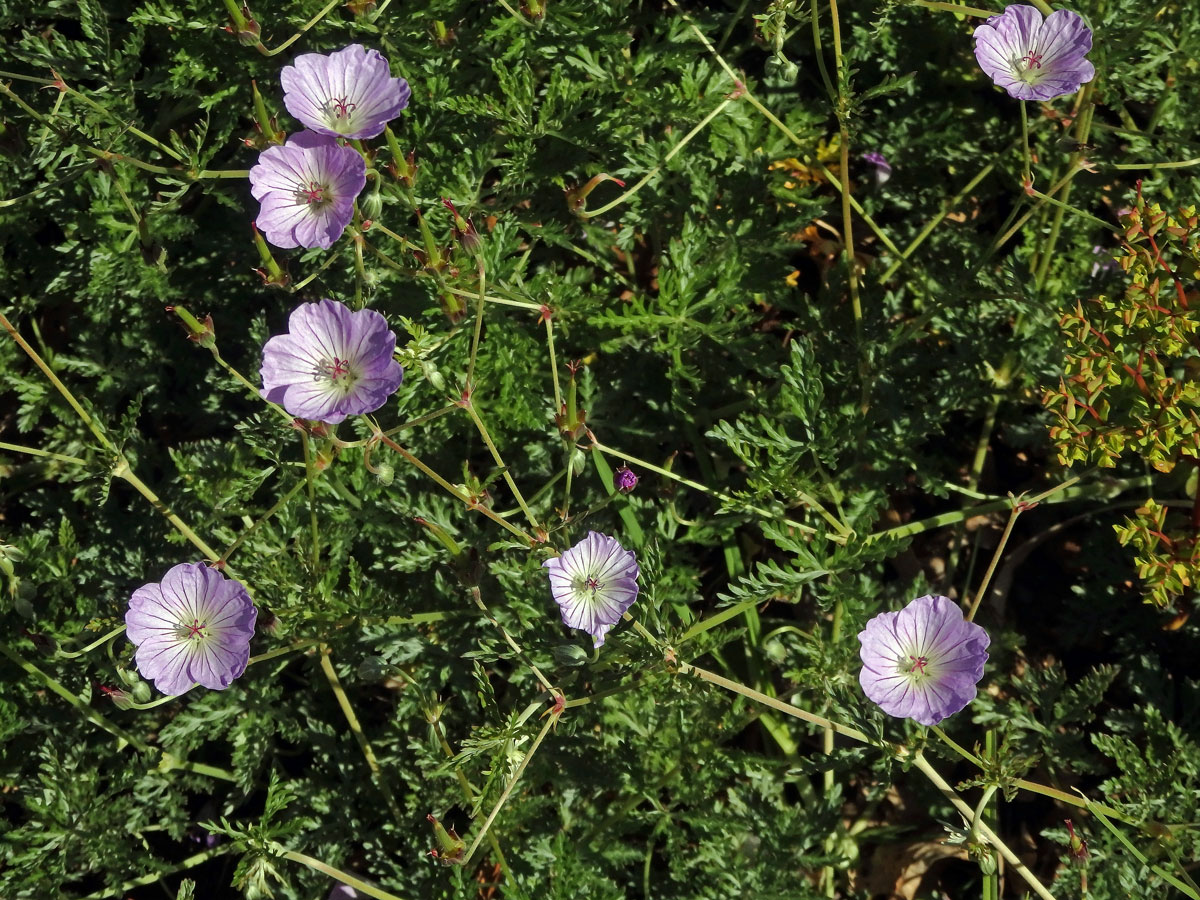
<box><xmin>543</xmin><ymin>532</ymin><xmax>639</xmax><ymax>647</ymax></box>
<box><xmin>973</xmin><ymin>5</ymin><xmax>1095</xmax><ymax>102</ymax></box>
<box><xmin>615</xmin><ymin>465</ymin><xmax>638</xmax><ymax>494</ymax></box>
<box><xmin>861</xmin><ymin>151</ymin><xmax>892</xmax><ymax>186</ymax></box>
<box><xmin>281</xmin><ymin>44</ymin><xmax>411</xmax><ymax>140</ymax></box>
<box><xmin>260</xmin><ymin>299</ymin><xmax>403</xmax><ymax>424</ymax></box>
<box><xmin>249</xmin><ymin>131</ymin><xmax>366</xmax><ymax>250</ymax></box>
<box><xmin>125</xmin><ymin>563</ymin><xmax>257</xmax><ymax>696</ymax></box>
<box><xmin>857</xmin><ymin>595</ymin><xmax>990</xmax><ymax>727</ymax></box>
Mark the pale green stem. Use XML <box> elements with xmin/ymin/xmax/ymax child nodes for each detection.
<box><xmin>220</xmin><ymin>478</ymin><xmax>308</xmax><ymax>563</ymax></box>
<box><xmin>1112</xmin><ymin>157</ymin><xmax>1200</xmax><ymax>170</ymax></box>
<box><xmin>443</xmin><ymin>284</ymin><xmax>542</xmax><ymax>311</ymax></box>
<box><xmin>462</xmin><ymin>403</ymin><xmax>541</xmax><ymax>531</ymax></box>
<box><xmin>460</xmin><ymin>709</ymin><xmax>560</xmax><ymax>868</ymax></box>
<box><xmin>906</xmin><ymin>0</ymin><xmax>997</xmax><ymax>15</ymax></box>
<box><xmin>256</xmin><ymin>0</ymin><xmax>342</xmax><ymax>56</ymax></box>
<box><xmin>1028</xmin><ymin>188</ymin><xmax>1115</xmax><ymax>231</ymax></box>
<box><xmin>677</xmin><ymin>660</ymin><xmax>871</xmax><ymax>743</ymax></box>
<box><xmin>375</xmin><ymin>433</ymin><xmax>533</xmax><ymax>543</ymax></box>
<box><xmin>277</xmin><ymin>848</ymin><xmax>408</xmax><ymax>900</ymax></box>
<box><xmin>467</xmin><ymin>256</ymin><xmax>488</xmax><ymax>387</ymax></box>
<box><xmin>545</xmin><ymin>316</ymin><xmax>563</xmax><ymax>412</ymax></box>
<box><xmin>300</xmin><ymin>432</ymin><xmax>321</xmax><ymax>570</ymax></box>
<box><xmin>247</xmin><ymin>638</ymin><xmax>322</xmax><ymax>667</ymax></box>
<box><xmin>965</xmin><ymin>502</ymin><xmax>1021</xmax><ymax>622</ymax></box>
<box><xmin>77</xmin><ymin>846</ymin><xmax>230</xmax><ymax>900</ymax></box>
<box><xmin>495</xmin><ymin>0</ymin><xmax>531</xmax><ymax>24</ymax></box>
<box><xmin>56</xmin><ymin>625</ymin><xmax>127</xmax><ymax>659</ymax></box>
<box><xmin>318</xmin><ymin>645</ymin><xmax>404</xmax><ymax>824</ymax></box>
<box><xmin>1086</xmin><ymin>805</ymin><xmax>1200</xmax><ymax>899</ymax></box>
<box><xmin>0</xmin><ymin>441</ymin><xmax>87</xmax><ymax>464</ymax></box>
<box><xmin>912</xmin><ymin>753</ymin><xmax>1058</xmax><ymax>900</ymax></box>
<box><xmin>380</xmin><ymin>404</ymin><xmax>457</xmax><ymax>438</ymax></box>
<box><xmin>590</xmin><ymin>439</ymin><xmax>844</xmax><ymax>541</ymax></box>
<box><xmin>0</xmin><ymin>642</ymin><xmax>236</xmax><ymax>781</ymax></box>
<box><xmin>827</xmin><ymin>0</ymin><xmax>863</xmax><ymax>374</ymax></box>
<box><xmin>581</xmin><ymin>98</ymin><xmax>734</xmax><ymax>219</ymax></box>
<box><xmin>1019</xmin><ymin>100</ymin><xmax>1032</xmax><ymax>186</ymax></box>
<box><xmin>112</xmin><ymin>458</ymin><xmax>224</xmax><ymax>562</ymax></box>
<box><xmin>1034</xmin><ymin>83</ymin><xmax>1095</xmax><ymax>289</ymax></box>
<box><xmin>969</xmin><ymin>784</ymin><xmax>999</xmax><ymax>842</ymax></box>
<box><xmin>470</xmin><ymin>586</ymin><xmax>556</xmax><ymax>693</ymax></box>
<box><xmin>430</xmin><ymin>716</ymin><xmax>514</xmax><ymax>874</ymax></box>
<box><xmin>879</xmin><ymin>144</ymin><xmax>1013</xmax><ymax>282</ymax></box>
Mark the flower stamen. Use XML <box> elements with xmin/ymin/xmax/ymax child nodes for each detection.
<box><xmin>908</xmin><ymin>655</ymin><xmax>929</xmax><ymax>675</ymax></box>
<box><xmin>297</xmin><ymin>180</ymin><xmax>327</xmax><ymax>206</ymax></box>
<box><xmin>1020</xmin><ymin>52</ymin><xmax>1044</xmax><ymax>69</ymax></box>
<box><xmin>312</xmin><ymin>356</ymin><xmax>353</xmax><ymax>383</ymax></box>
<box><xmin>330</xmin><ymin>96</ymin><xmax>357</xmax><ymax>119</ymax></box>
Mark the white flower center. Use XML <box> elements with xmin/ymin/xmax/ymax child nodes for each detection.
<box><xmin>1012</xmin><ymin>50</ymin><xmax>1047</xmax><ymax>84</ymax></box>
<box><xmin>323</xmin><ymin>96</ymin><xmax>358</xmax><ymax>132</ymax></box>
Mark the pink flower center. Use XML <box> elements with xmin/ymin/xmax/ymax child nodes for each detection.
<box><xmin>313</xmin><ymin>356</ymin><xmax>354</xmax><ymax>384</ymax></box>
<box><xmin>330</xmin><ymin>96</ymin><xmax>357</xmax><ymax>119</ymax></box>
<box><xmin>181</xmin><ymin>618</ymin><xmax>207</xmax><ymax>641</ymax></box>
<box><xmin>585</xmin><ymin>576</ymin><xmax>601</xmax><ymax>592</ymax></box>
<box><xmin>297</xmin><ymin>180</ymin><xmax>328</xmax><ymax>206</ymax></box>
<box><xmin>908</xmin><ymin>655</ymin><xmax>929</xmax><ymax>675</ymax></box>
<box><xmin>1021</xmin><ymin>52</ymin><xmax>1043</xmax><ymax>69</ymax></box>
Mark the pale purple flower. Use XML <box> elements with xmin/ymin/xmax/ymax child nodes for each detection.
<box><xmin>861</xmin><ymin>151</ymin><xmax>892</xmax><ymax>186</ymax></box>
<box><xmin>973</xmin><ymin>5</ymin><xmax>1095</xmax><ymax>102</ymax></box>
<box><xmin>125</xmin><ymin>563</ymin><xmax>257</xmax><ymax>696</ymax></box>
<box><xmin>249</xmin><ymin>131</ymin><xmax>366</xmax><ymax>250</ymax></box>
<box><xmin>543</xmin><ymin>532</ymin><xmax>639</xmax><ymax>647</ymax></box>
<box><xmin>858</xmin><ymin>595</ymin><xmax>990</xmax><ymax>727</ymax></box>
<box><xmin>260</xmin><ymin>299</ymin><xmax>403</xmax><ymax>423</ymax></box>
<box><xmin>615</xmin><ymin>465</ymin><xmax>638</xmax><ymax>494</ymax></box>
<box><xmin>281</xmin><ymin>44</ymin><xmax>411</xmax><ymax>140</ymax></box>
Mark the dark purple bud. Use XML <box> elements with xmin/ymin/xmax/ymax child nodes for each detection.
<box><xmin>615</xmin><ymin>465</ymin><xmax>638</xmax><ymax>494</ymax></box>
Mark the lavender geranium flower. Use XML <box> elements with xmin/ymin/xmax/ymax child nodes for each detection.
<box><xmin>973</xmin><ymin>5</ymin><xmax>1095</xmax><ymax>101</ymax></box>
<box><xmin>281</xmin><ymin>44</ymin><xmax>411</xmax><ymax>140</ymax></box>
<box><xmin>125</xmin><ymin>562</ymin><xmax>257</xmax><ymax>696</ymax></box>
<box><xmin>543</xmin><ymin>532</ymin><xmax>639</xmax><ymax>647</ymax></box>
<box><xmin>249</xmin><ymin>131</ymin><xmax>366</xmax><ymax>250</ymax></box>
<box><xmin>260</xmin><ymin>298</ymin><xmax>403</xmax><ymax>423</ymax></box>
<box><xmin>858</xmin><ymin>594</ymin><xmax>990</xmax><ymax>726</ymax></box>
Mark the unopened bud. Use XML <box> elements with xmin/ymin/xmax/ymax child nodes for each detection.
<box><xmin>250</xmin><ymin>80</ymin><xmax>285</xmax><ymax>146</ymax></box>
<box><xmin>426</xmin><ymin>814</ymin><xmax>465</xmax><ymax>866</ymax></box>
<box><xmin>615</xmin><ymin>465</ymin><xmax>638</xmax><ymax>494</ymax></box>
<box><xmin>374</xmin><ymin>462</ymin><xmax>395</xmax><ymax>485</ymax></box>
<box><xmin>442</xmin><ymin>199</ymin><xmax>481</xmax><ymax>254</ymax></box>
<box><xmin>251</xmin><ymin>222</ymin><xmax>289</xmax><ymax>288</ymax></box>
<box><xmin>359</xmin><ymin>182</ymin><xmax>384</xmax><ymax>221</ymax></box>
<box><xmin>1064</xmin><ymin>820</ymin><xmax>1089</xmax><ymax>861</ymax></box>
<box><xmin>100</xmin><ymin>685</ymin><xmax>134</xmax><ymax>710</ymax></box>
<box><xmin>224</xmin><ymin>2</ymin><xmax>262</xmax><ymax>46</ymax></box>
<box><xmin>131</xmin><ymin>681</ymin><xmax>153</xmax><ymax>704</ymax></box>
<box><xmin>167</xmin><ymin>305</ymin><xmax>217</xmax><ymax>348</ymax></box>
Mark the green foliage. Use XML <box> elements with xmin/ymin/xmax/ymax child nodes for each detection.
<box><xmin>1</xmin><ymin>0</ymin><xmax>1200</xmax><ymax>898</ymax></box>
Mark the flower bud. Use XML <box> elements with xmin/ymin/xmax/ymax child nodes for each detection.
<box><xmin>442</xmin><ymin>199</ymin><xmax>482</xmax><ymax>254</ymax></box>
<box><xmin>374</xmin><ymin>462</ymin><xmax>395</xmax><ymax>485</ymax></box>
<box><xmin>131</xmin><ymin>681</ymin><xmax>153</xmax><ymax>704</ymax></box>
<box><xmin>615</xmin><ymin>465</ymin><xmax>638</xmax><ymax>494</ymax></box>
<box><xmin>250</xmin><ymin>222</ymin><xmax>290</xmax><ymax>288</ymax></box>
<box><xmin>358</xmin><ymin>182</ymin><xmax>384</xmax><ymax>222</ymax></box>
<box><xmin>426</xmin><ymin>814</ymin><xmax>465</xmax><ymax>865</ymax></box>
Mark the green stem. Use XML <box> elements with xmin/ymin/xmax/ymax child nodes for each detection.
<box><xmin>56</xmin><ymin>625</ymin><xmax>127</xmax><ymax>659</ymax></box>
<box><xmin>221</xmin><ymin>478</ymin><xmax>308</xmax><ymax>563</ymax></box>
<box><xmin>318</xmin><ymin>645</ymin><xmax>404</xmax><ymax>824</ymax></box>
<box><xmin>375</xmin><ymin>433</ymin><xmax>533</xmax><ymax>543</ymax></box>
<box><xmin>581</xmin><ymin>98</ymin><xmax>734</xmax><ymax>219</ymax></box>
<box><xmin>300</xmin><ymin>432</ymin><xmax>321</xmax><ymax>570</ymax></box>
<box><xmin>0</xmin><ymin>441</ymin><xmax>87</xmax><ymax>464</ymax></box>
<box><xmin>460</xmin><ymin>708</ymin><xmax>560</xmax><ymax>868</ymax></box>
<box><xmin>256</xmin><ymin>0</ymin><xmax>342</xmax><ymax>57</ymax></box>
<box><xmin>277</xmin><ymin>848</ymin><xmax>408</xmax><ymax>900</ymax></box>
<box><xmin>1034</xmin><ymin>83</ymin><xmax>1095</xmax><ymax>289</ymax></box>
<box><xmin>462</xmin><ymin>403</ymin><xmax>541</xmax><ymax>531</ymax></box>
<box><xmin>77</xmin><ymin>846</ymin><xmax>230</xmax><ymax>900</ymax></box>
<box><xmin>906</xmin><ymin>0</ymin><xmax>997</xmax><ymax>15</ymax></box>
<box><xmin>912</xmin><ymin>753</ymin><xmax>1058</xmax><ymax>900</ymax></box>
<box><xmin>470</xmin><ymin>586</ymin><xmax>556</xmax><ymax>693</ymax></box>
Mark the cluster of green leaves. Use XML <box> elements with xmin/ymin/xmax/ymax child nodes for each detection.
<box><xmin>2</xmin><ymin>0</ymin><xmax>1200</xmax><ymax>899</ymax></box>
